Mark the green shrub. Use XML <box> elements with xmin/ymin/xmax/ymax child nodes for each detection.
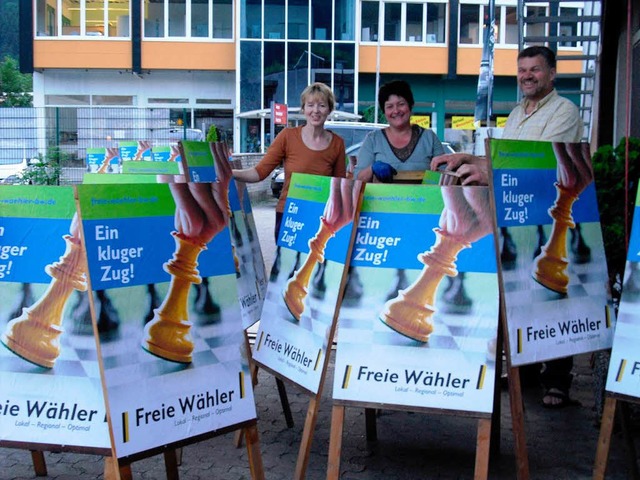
<box><xmin>18</xmin><ymin>147</ymin><xmax>66</xmax><ymax>185</ymax></box>
<box><xmin>592</xmin><ymin>136</ymin><xmax>640</xmax><ymax>291</ymax></box>
<box><xmin>206</xmin><ymin>125</ymin><xmax>218</xmax><ymax>143</ymax></box>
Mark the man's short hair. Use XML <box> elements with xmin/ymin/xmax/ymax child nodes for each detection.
<box><xmin>518</xmin><ymin>46</ymin><xmax>556</xmax><ymax>69</ymax></box>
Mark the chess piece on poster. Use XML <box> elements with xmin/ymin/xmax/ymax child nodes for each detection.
<box><xmin>2</xmin><ymin>218</ymin><xmax>87</xmax><ymax>368</ymax></box>
<box><xmin>283</xmin><ymin>218</ymin><xmax>335</xmax><ymax>320</ymax></box>
<box><xmin>380</xmin><ymin>186</ymin><xmax>492</xmax><ymax>342</ymax></box>
<box><xmin>283</xmin><ymin>178</ymin><xmax>360</xmax><ymax>320</ymax></box>
<box><xmin>142</xmin><ymin>142</ymin><xmax>232</xmax><ymax>363</ymax></box>
<box><xmin>380</xmin><ymin>228</ymin><xmax>469</xmax><ymax>341</ymax></box>
<box><xmin>532</xmin><ymin>143</ymin><xmax>593</xmax><ymax>294</ymax></box>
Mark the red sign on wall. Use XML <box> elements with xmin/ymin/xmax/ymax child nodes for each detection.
<box><xmin>272</xmin><ymin>103</ymin><xmax>288</xmax><ymax>125</ymax></box>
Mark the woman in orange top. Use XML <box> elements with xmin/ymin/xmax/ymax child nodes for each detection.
<box><xmin>232</xmin><ymin>82</ymin><xmax>346</xmax><ymax>240</ymax></box>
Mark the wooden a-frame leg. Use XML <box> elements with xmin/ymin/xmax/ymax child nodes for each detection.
<box><xmin>474</xmin><ymin>418</ymin><xmax>491</xmax><ymax>480</ymax></box>
<box><xmin>327</xmin><ymin>405</ymin><xmax>346</xmax><ymax>480</ymax></box>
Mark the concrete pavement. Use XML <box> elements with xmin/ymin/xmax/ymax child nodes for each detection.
<box><xmin>1</xmin><ymin>196</ymin><xmax>637</xmax><ymax>479</ymax></box>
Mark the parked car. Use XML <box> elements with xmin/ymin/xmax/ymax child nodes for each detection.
<box><xmin>270</xmin><ymin>166</ymin><xmax>285</xmax><ymax>198</ymax></box>
<box><xmin>0</xmin><ymin>159</ymin><xmax>28</xmax><ymax>184</ymax></box>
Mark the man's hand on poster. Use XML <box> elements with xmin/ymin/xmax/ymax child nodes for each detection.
<box><xmin>553</xmin><ymin>142</ymin><xmax>593</xmax><ymax>195</ymax></box>
<box><xmin>322</xmin><ymin>177</ymin><xmax>361</xmax><ymax>232</ymax></box>
<box><xmin>134</xmin><ymin>140</ymin><xmax>152</xmax><ymax>161</ymax></box>
<box><xmin>431</xmin><ymin>153</ymin><xmax>489</xmax><ymax>186</ymax></box>
<box><xmin>439</xmin><ymin>186</ymin><xmax>493</xmax><ymax>244</ymax></box>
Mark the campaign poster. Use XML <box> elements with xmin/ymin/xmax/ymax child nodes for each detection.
<box><xmin>83</xmin><ymin>173</ymin><xmax>160</xmax><ymax>184</ymax></box>
<box><xmin>121</xmin><ymin>144</ymin><xmax>181</xmax><ymax>175</ymax></box>
<box><xmin>151</xmin><ymin>145</ymin><xmax>181</xmax><ymax>164</ymax></box>
<box><xmin>86</xmin><ymin>147</ymin><xmax>121</xmax><ymax>174</ymax></box>
<box><xmin>332</xmin><ymin>184</ymin><xmax>499</xmax><ymax>414</ymax></box>
<box><xmin>229</xmin><ymin>180</ymin><xmax>268</xmax><ymax>329</ymax></box>
<box><xmin>490</xmin><ymin>139</ymin><xmax>614</xmax><ymax>367</ymax></box>
<box><xmin>119</xmin><ymin>140</ymin><xmax>152</xmax><ymax>163</ymax></box>
<box><xmin>606</xmin><ymin>188</ymin><xmax>640</xmax><ymax>399</ymax></box>
<box><xmin>253</xmin><ymin>173</ymin><xmax>361</xmax><ymax>394</ymax></box>
<box><xmin>0</xmin><ymin>185</ymin><xmax>110</xmax><ymax>451</ymax></box>
<box><xmin>75</xmin><ymin>182</ymin><xmax>256</xmax><ymax>459</ymax></box>
<box><xmin>179</xmin><ymin>140</ymin><xmax>218</xmax><ymax>183</ymax></box>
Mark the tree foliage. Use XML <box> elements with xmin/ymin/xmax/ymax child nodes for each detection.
<box><xmin>0</xmin><ymin>56</ymin><xmax>32</xmax><ymax>107</ymax></box>
<box><xmin>0</xmin><ymin>1</ymin><xmax>19</xmax><ymax>60</ymax></box>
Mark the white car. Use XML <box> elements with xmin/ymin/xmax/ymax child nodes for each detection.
<box><xmin>0</xmin><ymin>159</ymin><xmax>28</xmax><ymax>184</ymax></box>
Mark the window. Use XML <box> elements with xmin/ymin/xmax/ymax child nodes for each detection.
<box><xmin>237</xmin><ymin>0</ymin><xmax>358</xmax><ymax>140</ymax></box>
<box><xmin>240</xmin><ymin>41</ymin><xmax>262</xmax><ymax>112</ymax></box>
<box><xmin>36</xmin><ymin>0</ymin><xmax>130</xmax><ymax>38</ymax></box>
<box><xmin>241</xmin><ymin>0</ymin><xmax>262</xmax><ymax>38</ymax></box>
<box><xmin>212</xmin><ymin>0</ymin><xmax>233</xmax><ymax>38</ymax></box>
<box><xmin>495</xmin><ymin>5</ymin><xmax>517</xmax><ymax>45</ymax></box>
<box><xmin>459</xmin><ymin>4</ymin><xmax>480</xmax><ymax>44</ymax></box>
<box><xmin>264</xmin><ymin>41</ymin><xmax>286</xmax><ymax>106</ymax></box>
<box><xmin>426</xmin><ymin>3</ymin><xmax>445</xmax><ymax>43</ymax></box>
<box><xmin>168</xmin><ymin>0</ymin><xmax>186</xmax><ymax>36</ymax></box>
<box><xmin>460</xmin><ymin>2</ymin><xmax>516</xmax><ymax>47</ymax></box>
<box><xmin>361</xmin><ymin>1</ymin><xmax>379</xmax><ymax>42</ymax></box>
<box><xmin>334</xmin><ymin>44</ymin><xmax>355</xmax><ymax>110</ymax></box>
<box><xmin>524</xmin><ymin>5</ymin><xmax>547</xmax><ymax>45</ymax></box>
<box><xmin>288</xmin><ymin>43</ymin><xmax>309</xmax><ymax>105</ymax></box>
<box><xmin>361</xmin><ymin>1</ymin><xmax>447</xmax><ymax>45</ymax></box>
<box><xmin>288</xmin><ymin>0</ymin><xmax>309</xmax><ymax>39</ymax></box>
<box><xmin>311</xmin><ymin>0</ymin><xmax>331</xmax><ymax>40</ymax></box>
<box><xmin>143</xmin><ymin>0</ymin><xmax>232</xmax><ymax>39</ymax></box>
<box><xmin>335</xmin><ymin>0</ymin><xmax>355</xmax><ymax>41</ymax></box>
<box><xmin>406</xmin><ymin>4</ymin><xmax>424</xmax><ymax>42</ymax></box>
<box><xmin>384</xmin><ymin>3</ymin><xmax>401</xmax><ymax>41</ymax></box>
<box><xmin>265</xmin><ymin>0</ymin><xmax>285</xmax><ymax>39</ymax></box>
<box><xmin>559</xmin><ymin>7</ymin><xmax>581</xmax><ymax>47</ymax></box>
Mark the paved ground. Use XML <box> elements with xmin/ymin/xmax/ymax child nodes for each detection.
<box><xmin>2</xmin><ymin>196</ymin><xmax>639</xmax><ymax>479</ymax></box>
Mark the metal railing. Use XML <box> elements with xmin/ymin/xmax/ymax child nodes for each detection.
<box><xmin>0</xmin><ymin>107</ymin><xmax>204</xmax><ymax>184</ymax></box>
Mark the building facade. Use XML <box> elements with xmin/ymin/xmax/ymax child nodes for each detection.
<box><xmin>20</xmin><ymin>0</ymin><xmax>587</xmax><ymax>155</ymax></box>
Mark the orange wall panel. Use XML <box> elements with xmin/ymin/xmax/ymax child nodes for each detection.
<box><xmin>142</xmin><ymin>42</ymin><xmax>235</xmax><ymax>70</ymax></box>
<box><xmin>456</xmin><ymin>48</ymin><xmax>520</xmax><ymax>76</ymax></box>
<box><xmin>359</xmin><ymin>45</ymin><xmax>448</xmax><ymax>74</ymax></box>
<box><xmin>34</xmin><ymin>40</ymin><xmax>131</xmax><ymax>69</ymax></box>
<box><xmin>458</xmin><ymin>47</ymin><xmax>583</xmax><ymax>75</ymax></box>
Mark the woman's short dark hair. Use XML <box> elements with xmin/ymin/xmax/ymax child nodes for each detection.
<box><xmin>378</xmin><ymin>80</ymin><xmax>415</xmax><ymax>111</ymax></box>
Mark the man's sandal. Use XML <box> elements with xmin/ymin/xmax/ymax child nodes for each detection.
<box><xmin>542</xmin><ymin>388</ymin><xmax>581</xmax><ymax>409</ymax></box>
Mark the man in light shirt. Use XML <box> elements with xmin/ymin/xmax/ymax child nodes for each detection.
<box><xmin>432</xmin><ymin>46</ymin><xmax>586</xmax><ymax>409</ymax></box>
